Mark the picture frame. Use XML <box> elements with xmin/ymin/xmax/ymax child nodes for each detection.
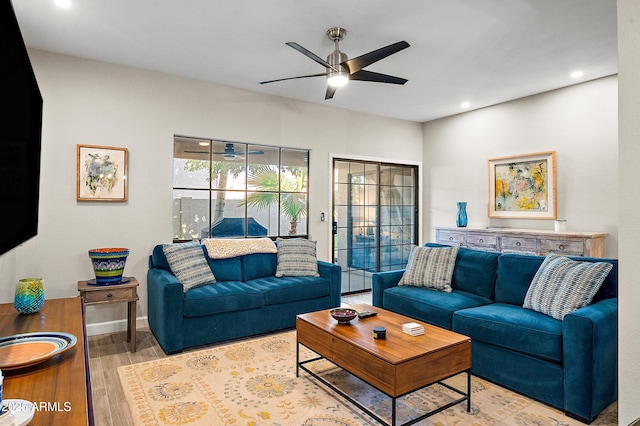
<box><xmin>77</xmin><ymin>144</ymin><xmax>128</xmax><ymax>201</ymax></box>
<box><xmin>488</xmin><ymin>151</ymin><xmax>556</xmax><ymax>219</ymax></box>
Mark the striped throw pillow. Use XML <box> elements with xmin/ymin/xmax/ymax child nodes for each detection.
<box><xmin>163</xmin><ymin>242</ymin><xmax>217</xmax><ymax>292</ymax></box>
<box><xmin>399</xmin><ymin>246</ymin><xmax>459</xmax><ymax>292</ymax></box>
<box><xmin>275</xmin><ymin>238</ymin><xmax>319</xmax><ymax>277</ymax></box>
<box><xmin>523</xmin><ymin>254</ymin><xmax>613</xmax><ymax>320</ymax></box>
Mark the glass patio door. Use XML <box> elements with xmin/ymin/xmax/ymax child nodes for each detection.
<box><xmin>333</xmin><ymin>159</ymin><xmax>418</xmax><ymax>294</ymax></box>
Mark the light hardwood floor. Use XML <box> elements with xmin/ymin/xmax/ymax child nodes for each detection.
<box><xmin>88</xmin><ymin>291</ymin><xmax>371</xmax><ymax>426</ymax></box>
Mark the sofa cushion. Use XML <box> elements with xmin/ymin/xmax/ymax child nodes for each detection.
<box><xmin>275</xmin><ymin>238</ymin><xmax>320</xmax><ymax>277</ymax></box>
<box><xmin>382</xmin><ymin>286</ymin><xmax>493</xmax><ymax>330</ymax></box>
<box><xmin>523</xmin><ymin>254</ymin><xmax>613</xmax><ymax>320</ymax></box>
<box><xmin>496</xmin><ymin>253</ymin><xmax>618</xmax><ymax>307</ymax></box>
<box><xmin>424</xmin><ymin>243</ymin><xmax>499</xmax><ymax>298</ymax></box>
<box><xmin>151</xmin><ymin>243</ymin><xmax>243</xmax><ymax>282</ymax></box>
<box><xmin>453</xmin><ymin>303</ymin><xmax>563</xmax><ymax>363</ymax></box>
<box><xmin>162</xmin><ymin>242</ymin><xmax>216</xmax><ymax>292</ymax></box>
<box><xmin>495</xmin><ymin>254</ymin><xmax>545</xmax><ymax>305</ymax></box>
<box><xmin>242</xmin><ymin>253</ymin><xmax>277</xmax><ymax>281</ymax></box>
<box><xmin>183</xmin><ymin>281</ymin><xmax>264</xmax><ymax>317</ymax></box>
<box><xmin>451</xmin><ymin>246</ymin><xmax>499</xmax><ymax>298</ymax></box>
<box><xmin>205</xmin><ymin>256</ymin><xmax>243</xmax><ymax>282</ymax></box>
<box><xmin>245</xmin><ymin>276</ymin><xmax>331</xmax><ymax>305</ymax></box>
<box><xmin>399</xmin><ymin>246</ymin><xmax>458</xmax><ymax>292</ymax></box>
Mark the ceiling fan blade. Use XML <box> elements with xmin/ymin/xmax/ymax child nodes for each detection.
<box><xmin>349</xmin><ymin>70</ymin><xmax>408</xmax><ymax>85</ymax></box>
<box><xmin>260</xmin><ymin>72</ymin><xmax>326</xmax><ymax>85</ymax></box>
<box><xmin>286</xmin><ymin>42</ymin><xmax>338</xmax><ymax>71</ymax></box>
<box><xmin>325</xmin><ymin>86</ymin><xmax>337</xmax><ymax>100</ymax></box>
<box><xmin>343</xmin><ymin>41</ymin><xmax>410</xmax><ymax>73</ymax></box>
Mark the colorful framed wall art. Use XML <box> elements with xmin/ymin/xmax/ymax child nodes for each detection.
<box><xmin>77</xmin><ymin>144</ymin><xmax>128</xmax><ymax>201</ymax></box>
<box><xmin>488</xmin><ymin>151</ymin><xmax>556</xmax><ymax>219</ymax></box>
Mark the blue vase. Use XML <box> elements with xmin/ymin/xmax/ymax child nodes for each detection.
<box><xmin>456</xmin><ymin>202</ymin><xmax>468</xmax><ymax>227</ymax></box>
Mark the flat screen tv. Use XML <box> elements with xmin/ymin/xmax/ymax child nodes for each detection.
<box><xmin>0</xmin><ymin>1</ymin><xmax>43</xmax><ymax>256</ymax></box>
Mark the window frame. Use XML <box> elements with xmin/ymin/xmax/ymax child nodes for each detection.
<box><xmin>172</xmin><ymin>136</ymin><xmax>310</xmax><ymax>241</ymax></box>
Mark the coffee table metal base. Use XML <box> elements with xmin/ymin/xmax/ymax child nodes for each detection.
<box><xmin>296</xmin><ymin>342</ymin><xmax>471</xmax><ymax>426</ymax></box>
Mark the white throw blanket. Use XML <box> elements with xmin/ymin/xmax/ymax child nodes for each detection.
<box><xmin>203</xmin><ymin>237</ymin><xmax>277</xmax><ymax>259</ymax></box>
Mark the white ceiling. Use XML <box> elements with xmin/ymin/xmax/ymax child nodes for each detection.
<box><xmin>12</xmin><ymin>0</ymin><xmax>617</xmax><ymax>123</ymax></box>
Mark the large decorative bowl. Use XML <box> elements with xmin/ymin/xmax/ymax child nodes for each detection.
<box><xmin>88</xmin><ymin>248</ymin><xmax>129</xmax><ymax>285</ymax></box>
<box><xmin>330</xmin><ymin>308</ymin><xmax>358</xmax><ymax>324</ymax></box>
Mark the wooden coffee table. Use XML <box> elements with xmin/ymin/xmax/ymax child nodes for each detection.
<box><xmin>296</xmin><ymin>304</ymin><xmax>471</xmax><ymax>426</ymax></box>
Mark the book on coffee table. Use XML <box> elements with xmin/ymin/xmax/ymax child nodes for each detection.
<box><xmin>402</xmin><ymin>322</ymin><xmax>425</xmax><ymax>336</ymax></box>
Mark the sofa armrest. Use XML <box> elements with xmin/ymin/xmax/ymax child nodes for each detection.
<box><xmin>147</xmin><ymin>268</ymin><xmax>185</xmax><ymax>354</ymax></box>
<box><xmin>371</xmin><ymin>269</ymin><xmax>405</xmax><ymax>307</ymax></box>
<box><xmin>318</xmin><ymin>260</ymin><xmax>342</xmax><ymax>308</ymax></box>
<box><xmin>562</xmin><ymin>297</ymin><xmax>618</xmax><ymax>422</ymax></box>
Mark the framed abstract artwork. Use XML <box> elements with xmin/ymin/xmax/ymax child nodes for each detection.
<box><xmin>77</xmin><ymin>144</ymin><xmax>128</xmax><ymax>201</ymax></box>
<box><xmin>488</xmin><ymin>151</ymin><xmax>556</xmax><ymax>219</ymax></box>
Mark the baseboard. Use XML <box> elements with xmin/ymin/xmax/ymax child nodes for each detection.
<box><xmin>86</xmin><ymin>316</ymin><xmax>149</xmax><ymax>336</ymax></box>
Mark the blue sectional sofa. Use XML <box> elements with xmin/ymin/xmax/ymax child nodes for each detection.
<box><xmin>372</xmin><ymin>243</ymin><xmax>617</xmax><ymax>424</ymax></box>
<box><xmin>147</xmin><ymin>243</ymin><xmax>341</xmax><ymax>354</ymax></box>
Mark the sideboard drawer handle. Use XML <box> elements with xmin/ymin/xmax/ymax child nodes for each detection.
<box><xmin>449</xmin><ymin>236</ymin><xmax>453</xmax><ymax>241</ymax></box>
<box><xmin>479</xmin><ymin>238</ymin><xmax>484</xmax><ymax>243</ymax></box>
<box><xmin>107</xmin><ymin>293</ymin><xmax>113</xmax><ymax>298</ymax></box>
<box><xmin>516</xmin><ymin>242</ymin><xmax>521</xmax><ymax>247</ymax></box>
<box><xmin>559</xmin><ymin>244</ymin><xmax>565</xmax><ymax>250</ymax></box>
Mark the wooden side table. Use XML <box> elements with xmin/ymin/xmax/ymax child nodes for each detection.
<box><xmin>77</xmin><ymin>277</ymin><xmax>139</xmax><ymax>352</ymax></box>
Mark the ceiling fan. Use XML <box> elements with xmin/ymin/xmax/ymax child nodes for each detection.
<box><xmin>260</xmin><ymin>27</ymin><xmax>410</xmax><ymax>99</ymax></box>
<box><xmin>185</xmin><ymin>143</ymin><xmax>264</xmax><ymax>160</ymax></box>
<box><xmin>214</xmin><ymin>143</ymin><xmax>264</xmax><ymax>160</ymax></box>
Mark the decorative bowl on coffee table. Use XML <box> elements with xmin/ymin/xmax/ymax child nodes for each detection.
<box><xmin>330</xmin><ymin>308</ymin><xmax>358</xmax><ymax>324</ymax></box>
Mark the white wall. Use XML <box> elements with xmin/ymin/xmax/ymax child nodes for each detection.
<box><xmin>0</xmin><ymin>49</ymin><xmax>423</xmax><ymax>333</ymax></box>
<box><xmin>422</xmin><ymin>76</ymin><xmax>618</xmax><ymax>257</ymax></box>
<box><xmin>617</xmin><ymin>0</ymin><xmax>640</xmax><ymax>424</ymax></box>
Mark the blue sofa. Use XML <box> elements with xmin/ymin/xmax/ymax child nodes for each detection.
<box><xmin>147</xmin><ymin>243</ymin><xmax>342</xmax><ymax>354</ymax></box>
<box><xmin>372</xmin><ymin>244</ymin><xmax>617</xmax><ymax>423</ymax></box>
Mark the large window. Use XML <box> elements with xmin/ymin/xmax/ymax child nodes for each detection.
<box><xmin>173</xmin><ymin>136</ymin><xmax>309</xmax><ymax>240</ymax></box>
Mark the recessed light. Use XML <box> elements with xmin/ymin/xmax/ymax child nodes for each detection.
<box><xmin>570</xmin><ymin>70</ymin><xmax>584</xmax><ymax>79</ymax></box>
<box><xmin>461</xmin><ymin>102</ymin><xmax>471</xmax><ymax>109</ymax></box>
<box><xmin>54</xmin><ymin>0</ymin><xmax>71</xmax><ymax>8</ymax></box>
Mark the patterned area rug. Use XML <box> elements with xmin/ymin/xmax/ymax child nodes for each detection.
<box><xmin>118</xmin><ymin>331</ymin><xmax>617</xmax><ymax>425</ymax></box>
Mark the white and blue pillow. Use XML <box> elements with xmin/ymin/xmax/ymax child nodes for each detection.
<box><xmin>399</xmin><ymin>246</ymin><xmax>459</xmax><ymax>292</ymax></box>
<box><xmin>275</xmin><ymin>238</ymin><xmax>319</xmax><ymax>277</ymax></box>
<box><xmin>523</xmin><ymin>253</ymin><xmax>612</xmax><ymax>320</ymax></box>
<box><xmin>163</xmin><ymin>242</ymin><xmax>217</xmax><ymax>292</ymax></box>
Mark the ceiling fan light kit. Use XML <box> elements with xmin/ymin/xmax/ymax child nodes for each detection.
<box><xmin>326</xmin><ymin>28</ymin><xmax>350</xmax><ymax>87</ymax></box>
<box><xmin>260</xmin><ymin>27</ymin><xmax>409</xmax><ymax>99</ymax></box>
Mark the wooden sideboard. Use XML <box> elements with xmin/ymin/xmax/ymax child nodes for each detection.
<box><xmin>435</xmin><ymin>227</ymin><xmax>607</xmax><ymax>258</ymax></box>
<box><xmin>0</xmin><ymin>297</ymin><xmax>93</xmax><ymax>425</ymax></box>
